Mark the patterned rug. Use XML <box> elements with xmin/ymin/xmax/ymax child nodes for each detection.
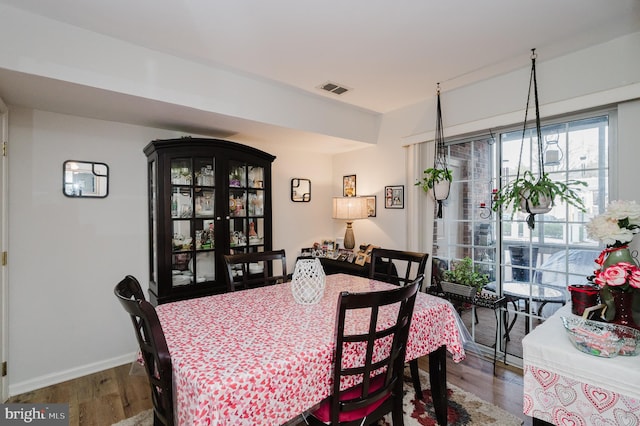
<box><xmin>113</xmin><ymin>370</ymin><xmax>523</xmax><ymax>426</ymax></box>
<box><xmin>377</xmin><ymin>370</ymin><xmax>523</xmax><ymax>425</ymax></box>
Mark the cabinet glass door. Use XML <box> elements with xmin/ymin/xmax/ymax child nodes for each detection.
<box><xmin>228</xmin><ymin>161</ymin><xmax>265</xmax><ymax>254</ymax></box>
<box><xmin>170</xmin><ymin>157</ymin><xmax>216</xmax><ymax>288</ymax></box>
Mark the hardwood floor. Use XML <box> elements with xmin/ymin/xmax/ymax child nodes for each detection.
<box><xmin>7</xmin><ymin>353</ymin><xmax>530</xmax><ymax>425</ymax></box>
<box><xmin>6</xmin><ymin>363</ymin><xmax>153</xmax><ymax>425</ymax></box>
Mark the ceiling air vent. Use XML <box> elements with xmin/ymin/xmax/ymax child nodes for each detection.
<box><xmin>318</xmin><ymin>81</ymin><xmax>350</xmax><ymax>96</ymax></box>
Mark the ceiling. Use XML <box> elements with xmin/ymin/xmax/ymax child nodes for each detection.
<box><xmin>1</xmin><ymin>0</ymin><xmax>639</xmax><ymax>150</ymax></box>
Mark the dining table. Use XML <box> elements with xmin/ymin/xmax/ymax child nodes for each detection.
<box><xmin>155</xmin><ymin>273</ymin><xmax>467</xmax><ymax>426</ymax></box>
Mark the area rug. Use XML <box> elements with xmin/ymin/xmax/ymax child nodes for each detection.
<box><xmin>113</xmin><ymin>370</ymin><xmax>523</xmax><ymax>426</ymax></box>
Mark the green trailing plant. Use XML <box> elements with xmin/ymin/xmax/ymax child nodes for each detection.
<box><xmin>442</xmin><ymin>257</ymin><xmax>489</xmax><ymax>292</ymax></box>
<box><xmin>492</xmin><ymin>170</ymin><xmax>587</xmax><ymax>214</ymax></box>
<box><xmin>414</xmin><ymin>167</ymin><xmax>453</xmax><ymax>192</ymax></box>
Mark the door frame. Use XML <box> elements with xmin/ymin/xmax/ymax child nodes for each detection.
<box><xmin>1</xmin><ymin>97</ymin><xmax>8</xmax><ymax>401</ymax></box>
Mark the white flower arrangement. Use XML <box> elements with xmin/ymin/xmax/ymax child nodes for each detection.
<box><xmin>586</xmin><ymin>200</ymin><xmax>640</xmax><ymax>248</ymax></box>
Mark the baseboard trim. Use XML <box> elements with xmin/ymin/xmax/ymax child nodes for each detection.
<box><xmin>8</xmin><ymin>352</ymin><xmax>137</xmax><ymax>397</ymax></box>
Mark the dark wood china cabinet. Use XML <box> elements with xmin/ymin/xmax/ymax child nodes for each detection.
<box><xmin>144</xmin><ymin>137</ymin><xmax>276</xmax><ymax>305</ymax></box>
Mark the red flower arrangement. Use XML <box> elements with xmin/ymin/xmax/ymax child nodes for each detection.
<box><xmin>593</xmin><ymin>261</ymin><xmax>640</xmax><ymax>292</ymax></box>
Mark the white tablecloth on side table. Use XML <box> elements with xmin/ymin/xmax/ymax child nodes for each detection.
<box><xmin>523</xmin><ymin>303</ymin><xmax>640</xmax><ymax>425</ymax></box>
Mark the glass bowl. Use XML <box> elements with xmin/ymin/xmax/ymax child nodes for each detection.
<box><xmin>561</xmin><ymin>316</ymin><xmax>640</xmax><ymax>358</ymax></box>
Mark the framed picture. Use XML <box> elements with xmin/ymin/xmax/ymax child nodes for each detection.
<box><xmin>354</xmin><ymin>252</ymin><xmax>367</xmax><ymax>266</ymax></box>
<box><xmin>385</xmin><ymin>185</ymin><xmax>404</xmax><ymax>209</ymax></box>
<box><xmin>363</xmin><ymin>195</ymin><xmax>376</xmax><ymax>217</ymax></box>
<box><xmin>343</xmin><ymin>175</ymin><xmax>356</xmax><ymax>197</ymax></box>
<box><xmin>322</xmin><ymin>239</ymin><xmax>336</xmax><ymax>253</ymax></box>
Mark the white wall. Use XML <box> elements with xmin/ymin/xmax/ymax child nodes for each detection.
<box><xmin>6</xmin><ymin>108</ymin><xmax>332</xmax><ymax>394</ymax></box>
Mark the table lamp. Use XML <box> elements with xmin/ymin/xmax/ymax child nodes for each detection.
<box><xmin>332</xmin><ymin>197</ymin><xmax>369</xmax><ymax>249</ymax></box>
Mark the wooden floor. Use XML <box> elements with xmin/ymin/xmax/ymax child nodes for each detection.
<box><xmin>6</xmin><ymin>363</ymin><xmax>153</xmax><ymax>425</ymax></box>
<box><xmin>7</xmin><ymin>352</ymin><xmax>530</xmax><ymax>426</ymax></box>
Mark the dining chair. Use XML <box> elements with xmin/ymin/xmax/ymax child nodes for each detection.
<box><xmin>223</xmin><ymin>249</ymin><xmax>288</xmax><ymax>291</ymax></box>
<box><xmin>369</xmin><ymin>248</ymin><xmax>429</xmax><ymax>288</ymax></box>
<box><xmin>114</xmin><ymin>275</ymin><xmax>174</xmax><ymax>426</ymax></box>
<box><xmin>368</xmin><ymin>248</ymin><xmax>429</xmax><ymax>401</ymax></box>
<box><xmin>303</xmin><ymin>275</ymin><xmax>422</xmax><ymax>426</ymax></box>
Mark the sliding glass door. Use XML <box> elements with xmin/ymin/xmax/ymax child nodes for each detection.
<box><xmin>429</xmin><ymin>111</ymin><xmax>611</xmax><ymax>362</ymax></box>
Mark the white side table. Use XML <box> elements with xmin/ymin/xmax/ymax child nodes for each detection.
<box><xmin>522</xmin><ymin>304</ymin><xmax>640</xmax><ymax>425</ymax></box>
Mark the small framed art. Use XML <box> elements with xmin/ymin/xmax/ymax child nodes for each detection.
<box><xmin>343</xmin><ymin>175</ymin><xmax>356</xmax><ymax>197</ymax></box>
<box><xmin>385</xmin><ymin>185</ymin><xmax>404</xmax><ymax>209</ymax></box>
<box><xmin>364</xmin><ymin>195</ymin><xmax>376</xmax><ymax>217</ymax></box>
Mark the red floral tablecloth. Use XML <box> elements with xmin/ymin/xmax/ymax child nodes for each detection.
<box><xmin>156</xmin><ymin>273</ymin><xmax>466</xmax><ymax>426</ymax></box>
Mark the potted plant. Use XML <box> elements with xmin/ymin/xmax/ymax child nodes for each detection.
<box><xmin>440</xmin><ymin>257</ymin><xmax>489</xmax><ymax>298</ymax></box>
<box><xmin>492</xmin><ymin>170</ymin><xmax>586</xmax><ymax>229</ymax></box>
<box><xmin>415</xmin><ymin>167</ymin><xmax>453</xmax><ymax>200</ymax></box>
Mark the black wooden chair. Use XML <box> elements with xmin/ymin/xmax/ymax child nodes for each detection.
<box><xmin>368</xmin><ymin>248</ymin><xmax>429</xmax><ymax>400</ymax></box>
<box><xmin>369</xmin><ymin>248</ymin><xmax>429</xmax><ymax>288</ymax></box>
<box><xmin>303</xmin><ymin>276</ymin><xmax>422</xmax><ymax>426</ymax></box>
<box><xmin>223</xmin><ymin>249</ymin><xmax>287</xmax><ymax>292</ymax></box>
<box><xmin>114</xmin><ymin>275</ymin><xmax>174</xmax><ymax>426</ymax></box>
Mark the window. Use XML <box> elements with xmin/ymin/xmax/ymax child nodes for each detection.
<box><xmin>429</xmin><ymin>112</ymin><xmax>611</xmax><ymax>362</ymax></box>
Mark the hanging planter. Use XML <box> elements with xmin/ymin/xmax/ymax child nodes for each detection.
<box><xmin>416</xmin><ymin>83</ymin><xmax>451</xmax><ymax>219</ymax></box>
<box><xmin>416</xmin><ymin>168</ymin><xmax>452</xmax><ymax>199</ymax></box>
<box><xmin>519</xmin><ymin>194</ymin><xmax>552</xmax><ymax>215</ymax></box>
<box><xmin>432</xmin><ymin>179</ymin><xmax>451</xmax><ymax>201</ymax></box>
<box><xmin>491</xmin><ymin>49</ymin><xmax>586</xmax><ymax>229</ymax></box>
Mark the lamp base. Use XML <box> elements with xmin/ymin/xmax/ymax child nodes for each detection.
<box><xmin>343</xmin><ymin>221</ymin><xmax>355</xmax><ymax>249</ymax></box>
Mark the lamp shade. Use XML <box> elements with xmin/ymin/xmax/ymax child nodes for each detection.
<box><xmin>332</xmin><ymin>197</ymin><xmax>368</xmax><ymax>220</ymax></box>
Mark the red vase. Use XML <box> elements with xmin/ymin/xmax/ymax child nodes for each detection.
<box><xmin>610</xmin><ymin>290</ymin><xmax>640</xmax><ymax>330</ymax></box>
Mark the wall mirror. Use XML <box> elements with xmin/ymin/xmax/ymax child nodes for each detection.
<box><xmin>63</xmin><ymin>160</ymin><xmax>109</xmax><ymax>198</ymax></box>
<box><xmin>291</xmin><ymin>178</ymin><xmax>311</xmax><ymax>202</ymax></box>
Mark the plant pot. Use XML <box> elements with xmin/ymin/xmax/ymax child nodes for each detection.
<box><xmin>519</xmin><ymin>194</ymin><xmax>552</xmax><ymax>214</ymax></box>
<box><xmin>441</xmin><ymin>281</ymin><xmax>477</xmax><ymax>298</ymax></box>
<box><xmin>431</xmin><ymin>180</ymin><xmax>451</xmax><ymax>201</ymax></box>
